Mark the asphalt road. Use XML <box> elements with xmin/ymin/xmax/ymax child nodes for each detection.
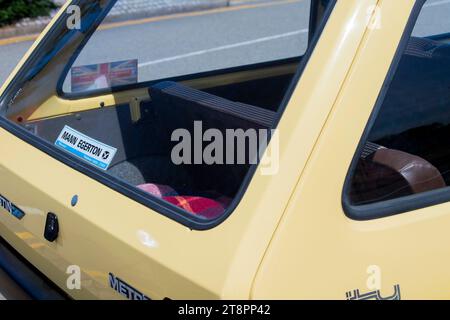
<box><xmin>0</xmin><ymin>0</ymin><xmax>449</xmax><ymax>299</ymax></box>
<box><xmin>1</xmin><ymin>0</ymin><xmax>450</xmax><ymax>89</ymax></box>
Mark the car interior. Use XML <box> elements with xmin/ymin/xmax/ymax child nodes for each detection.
<box><xmin>14</xmin><ymin>59</ymin><xmax>298</xmax><ymax>219</ymax></box>
<box><xmin>350</xmin><ymin>35</ymin><xmax>450</xmax><ymax>205</ymax></box>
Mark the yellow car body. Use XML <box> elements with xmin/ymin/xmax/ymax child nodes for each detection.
<box><xmin>0</xmin><ymin>0</ymin><xmax>447</xmax><ymax>299</ymax></box>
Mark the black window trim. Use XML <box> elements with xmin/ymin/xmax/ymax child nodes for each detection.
<box><xmin>0</xmin><ymin>0</ymin><xmax>336</xmax><ymax>230</ymax></box>
<box><xmin>341</xmin><ymin>0</ymin><xmax>450</xmax><ymax>221</ymax></box>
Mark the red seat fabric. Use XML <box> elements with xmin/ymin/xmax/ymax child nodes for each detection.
<box><xmin>163</xmin><ymin>196</ymin><xmax>225</xmax><ymax>219</ymax></box>
<box><xmin>137</xmin><ymin>183</ymin><xmax>229</xmax><ymax>219</ymax></box>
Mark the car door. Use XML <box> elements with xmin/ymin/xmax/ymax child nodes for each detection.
<box><xmin>253</xmin><ymin>0</ymin><xmax>450</xmax><ymax>299</ymax></box>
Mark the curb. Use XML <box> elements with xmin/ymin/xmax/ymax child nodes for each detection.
<box><xmin>0</xmin><ymin>0</ymin><xmax>270</xmax><ymax>41</ymax></box>
<box><xmin>103</xmin><ymin>0</ymin><xmax>228</xmax><ymax>24</ymax></box>
<box><xmin>0</xmin><ymin>17</ymin><xmax>52</xmax><ymax>40</ymax></box>
<box><xmin>228</xmin><ymin>0</ymin><xmax>275</xmax><ymax>6</ymax></box>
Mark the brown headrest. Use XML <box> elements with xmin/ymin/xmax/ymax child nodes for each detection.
<box><xmin>371</xmin><ymin>147</ymin><xmax>445</xmax><ymax>193</ymax></box>
<box><xmin>350</xmin><ymin>142</ymin><xmax>446</xmax><ymax>204</ymax></box>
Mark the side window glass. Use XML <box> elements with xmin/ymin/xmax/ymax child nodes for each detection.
<box><xmin>347</xmin><ymin>0</ymin><xmax>450</xmax><ymax>208</ymax></box>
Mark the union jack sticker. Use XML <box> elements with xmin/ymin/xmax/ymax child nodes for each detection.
<box><xmin>71</xmin><ymin>59</ymin><xmax>138</xmax><ymax>93</ymax></box>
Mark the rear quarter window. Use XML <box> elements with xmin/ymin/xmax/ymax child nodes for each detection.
<box><xmin>344</xmin><ymin>0</ymin><xmax>450</xmax><ymax>219</ymax></box>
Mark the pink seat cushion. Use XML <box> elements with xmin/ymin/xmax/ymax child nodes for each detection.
<box><xmin>137</xmin><ymin>184</ymin><xmax>178</xmax><ymax>198</ymax></box>
<box><xmin>163</xmin><ymin>196</ymin><xmax>225</xmax><ymax>219</ymax></box>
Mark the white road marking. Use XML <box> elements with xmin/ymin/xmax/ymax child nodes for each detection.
<box><xmin>0</xmin><ymin>292</ymin><xmax>5</xmax><ymax>300</ymax></box>
<box><xmin>424</xmin><ymin>0</ymin><xmax>450</xmax><ymax>8</ymax></box>
<box><xmin>138</xmin><ymin>29</ymin><xmax>308</xmax><ymax>68</ymax></box>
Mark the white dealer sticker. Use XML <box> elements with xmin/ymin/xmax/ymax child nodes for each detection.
<box><xmin>55</xmin><ymin>126</ymin><xmax>117</xmax><ymax>170</ymax></box>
